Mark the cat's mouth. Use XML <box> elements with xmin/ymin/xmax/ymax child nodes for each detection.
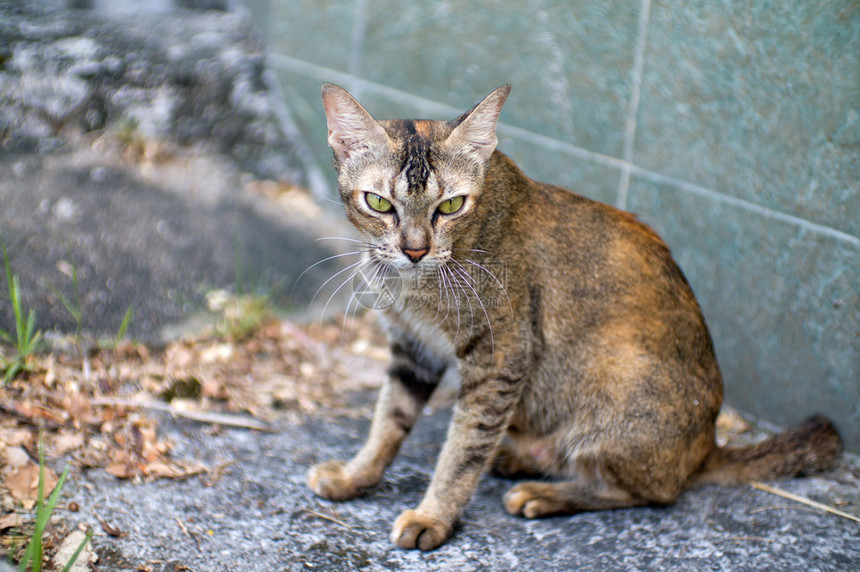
<box><xmin>368</xmin><ymin>247</ymin><xmax>443</xmax><ymax>273</ymax></box>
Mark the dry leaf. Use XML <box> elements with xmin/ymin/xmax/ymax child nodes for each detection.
<box><xmin>143</xmin><ymin>461</ymin><xmax>177</xmax><ymax>478</ymax></box>
<box><xmin>0</xmin><ymin>309</ymin><xmax>381</xmax><ymax>488</ymax></box>
<box><xmin>145</xmin><ymin>460</ymin><xmax>206</xmax><ymax>480</ymax></box>
<box><xmin>0</xmin><ymin>429</ymin><xmax>32</xmax><ymax>447</ymax></box>
<box><xmin>0</xmin><ymin>512</ymin><xmax>21</xmax><ymax>531</ymax></box>
<box><xmin>105</xmin><ymin>462</ymin><xmax>134</xmax><ymax>479</ymax></box>
<box><xmin>199</xmin><ymin>343</ymin><xmax>234</xmax><ymax>364</ymax></box>
<box><xmin>4</xmin><ymin>446</ymin><xmax>31</xmax><ymax>469</ymax></box>
<box><xmin>4</xmin><ymin>463</ymin><xmax>59</xmax><ymax>503</ymax></box>
<box><xmin>166</xmin><ymin>344</ymin><xmax>195</xmax><ymax>368</ymax></box>
<box><xmin>53</xmin><ymin>432</ymin><xmax>85</xmax><ymax>455</ymax></box>
<box><xmin>66</xmin><ymin>393</ymin><xmax>96</xmax><ymax>425</ymax></box>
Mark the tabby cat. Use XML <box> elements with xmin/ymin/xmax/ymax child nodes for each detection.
<box><xmin>307</xmin><ymin>83</ymin><xmax>842</xmax><ymax>551</ymax></box>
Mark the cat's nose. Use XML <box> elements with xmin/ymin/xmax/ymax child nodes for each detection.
<box><xmin>402</xmin><ymin>247</ymin><xmax>428</xmax><ymax>263</ymax></box>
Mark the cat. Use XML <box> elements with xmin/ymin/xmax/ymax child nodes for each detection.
<box><xmin>307</xmin><ymin>83</ymin><xmax>843</xmax><ymax>551</ymax></box>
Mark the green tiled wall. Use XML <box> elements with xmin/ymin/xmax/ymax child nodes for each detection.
<box><xmin>260</xmin><ymin>0</ymin><xmax>860</xmax><ymax>450</ymax></box>
<box><xmin>636</xmin><ymin>1</ymin><xmax>860</xmax><ymax>237</ymax></box>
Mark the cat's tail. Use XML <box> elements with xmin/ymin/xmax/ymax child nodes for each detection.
<box><xmin>693</xmin><ymin>415</ymin><xmax>842</xmax><ymax>486</ymax></box>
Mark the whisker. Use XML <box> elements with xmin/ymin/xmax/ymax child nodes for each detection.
<box><xmin>321</xmin><ymin>259</ymin><xmax>371</xmax><ymax>324</ymax></box>
<box><xmin>452</xmin><ymin>255</ymin><xmax>514</xmax><ymax>320</ymax></box>
<box><xmin>452</xmin><ymin>265</ymin><xmax>475</xmax><ymax>336</ymax></box>
<box><xmin>343</xmin><ymin>260</ymin><xmax>384</xmax><ymax>332</ymax></box>
<box><xmin>434</xmin><ymin>266</ymin><xmax>453</xmax><ymax>329</ymax></box>
<box><xmin>316</xmin><ymin>236</ymin><xmax>367</xmax><ymax>243</ymax></box>
<box><xmin>452</xmin><ymin>255</ymin><xmax>501</xmax><ymax>289</ymax></box>
<box><xmin>293</xmin><ymin>249</ymin><xmax>371</xmax><ymax>294</ymax></box>
<box><xmin>449</xmin><ymin>259</ymin><xmax>478</xmax><ymax>285</ymax></box>
<box><xmin>441</xmin><ymin>265</ymin><xmax>463</xmax><ymax>340</ymax></box>
<box><xmin>316</xmin><ymin>236</ymin><xmax>377</xmax><ymax>248</ymax></box>
<box><xmin>432</xmin><ymin>267</ymin><xmax>446</xmax><ymax>323</ymax></box>
<box><xmin>311</xmin><ymin>257</ymin><xmax>369</xmax><ymax>309</ymax></box>
<box><xmin>451</xmin><ymin>264</ymin><xmax>494</xmax><ymax>357</ymax></box>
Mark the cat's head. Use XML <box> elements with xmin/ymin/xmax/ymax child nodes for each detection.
<box><xmin>321</xmin><ymin>83</ymin><xmax>510</xmax><ymax>273</ymax></box>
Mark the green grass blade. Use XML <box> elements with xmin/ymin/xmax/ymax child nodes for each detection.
<box><xmin>23</xmin><ymin>310</ymin><xmax>37</xmax><ymax>355</ymax></box>
<box><xmin>3</xmin><ymin>243</ymin><xmax>41</xmax><ymax>361</ymax></box>
<box><xmin>17</xmin><ymin>541</ymin><xmax>34</xmax><ymax>572</ymax></box>
<box><xmin>19</xmin><ymin>442</ymin><xmax>70</xmax><ymax>572</ymax></box>
<box><xmin>115</xmin><ymin>306</ymin><xmax>134</xmax><ymax>344</ymax></box>
<box><xmin>17</xmin><ymin>456</ymin><xmax>46</xmax><ymax>572</ymax></box>
<box><xmin>59</xmin><ymin>529</ymin><xmax>92</xmax><ymax>572</ymax></box>
<box><xmin>10</xmin><ymin>275</ymin><xmax>25</xmax><ymax>350</ymax></box>
<box><xmin>4</xmin><ymin>359</ymin><xmax>22</xmax><ymax>384</ymax></box>
<box><xmin>47</xmin><ymin>283</ymin><xmax>82</xmax><ymax>326</ymax></box>
<box><xmin>28</xmin><ymin>467</ymin><xmax>69</xmax><ymax>572</ymax></box>
<box><xmin>30</xmin><ymin>330</ymin><xmax>42</xmax><ymax>355</ymax></box>
<box><xmin>36</xmin><ymin>466</ymin><xmax>69</xmax><ymax>537</ymax></box>
<box><xmin>71</xmin><ymin>266</ymin><xmax>80</xmax><ymax>315</ymax></box>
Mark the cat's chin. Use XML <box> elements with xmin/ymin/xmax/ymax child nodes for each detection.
<box><xmin>392</xmin><ymin>258</ymin><xmax>443</xmax><ymax>276</ymax></box>
<box><xmin>391</xmin><ymin>262</ymin><xmax>425</xmax><ymax>276</ymax></box>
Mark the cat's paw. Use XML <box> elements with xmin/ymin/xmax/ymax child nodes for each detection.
<box><xmin>391</xmin><ymin>509</ymin><xmax>452</xmax><ymax>551</ymax></box>
<box><xmin>503</xmin><ymin>482</ymin><xmax>562</xmax><ymax>518</ymax></box>
<box><xmin>306</xmin><ymin>460</ymin><xmax>367</xmax><ymax>501</ymax></box>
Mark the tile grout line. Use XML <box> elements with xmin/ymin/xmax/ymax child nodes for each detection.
<box><xmin>261</xmin><ymin>68</ymin><xmax>333</xmax><ymax>202</ymax></box>
<box><xmin>266</xmin><ymin>53</ymin><xmax>860</xmax><ymax>248</ymax></box>
<box><xmin>617</xmin><ymin>0</ymin><xmax>652</xmax><ymax>210</ymax></box>
<box><xmin>630</xmin><ymin>166</ymin><xmax>860</xmax><ymax>247</ymax></box>
<box><xmin>268</xmin><ymin>53</ymin><xmax>461</xmax><ymax>117</ymax></box>
<box><xmin>268</xmin><ymin>53</ymin><xmax>627</xmax><ymax>169</ymax></box>
<box><xmin>348</xmin><ymin>0</ymin><xmax>369</xmax><ymax>100</ymax></box>
<box><xmin>497</xmin><ymin>123</ymin><xmax>628</xmax><ymax>171</ymax></box>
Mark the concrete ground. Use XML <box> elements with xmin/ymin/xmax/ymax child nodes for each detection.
<box><xmin>69</xmin><ymin>402</ymin><xmax>859</xmax><ymax>571</ymax></box>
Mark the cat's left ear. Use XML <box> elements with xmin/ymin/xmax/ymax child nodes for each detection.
<box><xmin>447</xmin><ymin>84</ymin><xmax>511</xmax><ymax>162</ymax></box>
<box><xmin>321</xmin><ymin>83</ymin><xmax>389</xmax><ymax>163</ymax></box>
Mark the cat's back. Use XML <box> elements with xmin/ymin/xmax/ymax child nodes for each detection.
<box><xmin>496</xmin><ymin>158</ymin><xmax>678</xmax><ymax>290</ymax></box>
<box><xmin>493</xmin><ymin>155</ymin><xmax>721</xmax><ymax>416</ymax></box>
<box><xmin>493</xmin><ymin>153</ymin><xmax>712</xmax><ymax>355</ymax></box>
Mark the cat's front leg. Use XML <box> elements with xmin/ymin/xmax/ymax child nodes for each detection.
<box><xmin>391</xmin><ymin>372</ymin><xmax>522</xmax><ymax>550</ymax></box>
<box><xmin>308</xmin><ymin>337</ymin><xmax>446</xmax><ymax>501</ymax></box>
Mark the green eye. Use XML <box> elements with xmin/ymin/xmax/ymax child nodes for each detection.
<box><xmin>438</xmin><ymin>196</ymin><xmax>465</xmax><ymax>215</ymax></box>
<box><xmin>366</xmin><ymin>193</ymin><xmax>393</xmax><ymax>213</ymax></box>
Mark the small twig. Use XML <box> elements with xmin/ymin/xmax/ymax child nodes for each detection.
<box><xmin>725</xmin><ymin>536</ymin><xmax>774</xmax><ymax>543</ymax></box>
<box><xmin>750</xmin><ymin>481</ymin><xmax>860</xmax><ymax>523</ymax></box>
<box><xmin>203</xmin><ymin>459</ymin><xmax>238</xmax><ymax>487</ymax></box>
<box><xmin>91</xmin><ymin>397</ymin><xmax>272</xmax><ymax>432</ymax></box>
<box><xmin>175</xmin><ymin>516</ymin><xmax>191</xmax><ymax>537</ymax></box>
<box><xmin>0</xmin><ymin>402</ymin><xmax>63</xmax><ymax>429</ymax></box>
<box><xmin>96</xmin><ymin>512</ymin><xmax>127</xmax><ymax>538</ymax></box>
<box><xmin>175</xmin><ymin>516</ymin><xmax>201</xmax><ymax>550</ymax></box>
<box><xmin>750</xmin><ymin>505</ymin><xmax>831</xmax><ymax>516</ymax></box>
<box><xmin>299</xmin><ymin>508</ymin><xmax>352</xmax><ymax>529</ymax></box>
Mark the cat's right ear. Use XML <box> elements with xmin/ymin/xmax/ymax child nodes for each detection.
<box><xmin>321</xmin><ymin>83</ymin><xmax>389</xmax><ymax>163</ymax></box>
<box><xmin>446</xmin><ymin>84</ymin><xmax>511</xmax><ymax>163</ymax></box>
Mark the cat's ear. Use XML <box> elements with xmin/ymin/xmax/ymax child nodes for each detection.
<box><xmin>321</xmin><ymin>83</ymin><xmax>389</xmax><ymax>162</ymax></box>
<box><xmin>447</xmin><ymin>84</ymin><xmax>511</xmax><ymax>162</ymax></box>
